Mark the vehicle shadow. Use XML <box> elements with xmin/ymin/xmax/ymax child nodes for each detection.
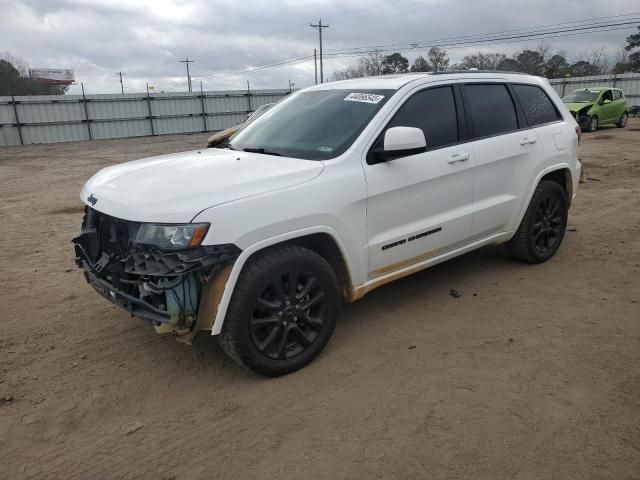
<box><xmin>180</xmin><ymin>243</ymin><xmax>533</xmax><ymax>378</ymax></box>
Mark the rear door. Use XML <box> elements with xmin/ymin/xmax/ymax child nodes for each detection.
<box><xmin>461</xmin><ymin>82</ymin><xmax>545</xmax><ymax>236</ymax></box>
<box><xmin>612</xmin><ymin>89</ymin><xmax>626</xmax><ymax>121</ymax></box>
<box><xmin>363</xmin><ymin>83</ymin><xmax>474</xmax><ymax>277</ymax></box>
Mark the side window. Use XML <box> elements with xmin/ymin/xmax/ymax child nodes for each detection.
<box><xmin>512</xmin><ymin>84</ymin><xmax>562</xmax><ymax>126</ymax></box>
<box><xmin>464</xmin><ymin>84</ymin><xmax>518</xmax><ymax>138</ymax></box>
<box><xmin>602</xmin><ymin>90</ymin><xmax>613</xmax><ymax>102</ymax></box>
<box><xmin>386</xmin><ymin>86</ymin><xmax>459</xmax><ymax>149</ymax></box>
<box><xmin>613</xmin><ymin>90</ymin><xmax>622</xmax><ymax>100</ymax></box>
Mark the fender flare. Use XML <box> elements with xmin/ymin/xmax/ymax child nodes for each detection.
<box><xmin>208</xmin><ymin>226</ymin><xmax>353</xmax><ymax>335</ymax></box>
<box><xmin>513</xmin><ymin>163</ymin><xmax>574</xmax><ymax>233</ymax></box>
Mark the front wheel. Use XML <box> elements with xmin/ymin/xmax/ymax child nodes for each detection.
<box><xmin>506</xmin><ymin>181</ymin><xmax>568</xmax><ymax>263</ymax></box>
<box><xmin>616</xmin><ymin>112</ymin><xmax>628</xmax><ymax>128</ymax></box>
<box><xmin>219</xmin><ymin>245</ymin><xmax>340</xmax><ymax>376</ymax></box>
<box><xmin>586</xmin><ymin>116</ymin><xmax>598</xmax><ymax>132</ymax></box>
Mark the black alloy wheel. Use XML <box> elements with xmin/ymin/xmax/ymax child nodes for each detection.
<box><xmin>219</xmin><ymin>245</ymin><xmax>340</xmax><ymax>376</ymax></box>
<box><xmin>250</xmin><ymin>269</ymin><xmax>327</xmax><ymax>360</ymax></box>
<box><xmin>506</xmin><ymin>180</ymin><xmax>568</xmax><ymax>263</ymax></box>
<box><xmin>531</xmin><ymin>194</ymin><xmax>563</xmax><ymax>256</ymax></box>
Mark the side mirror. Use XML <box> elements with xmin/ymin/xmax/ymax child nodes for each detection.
<box><xmin>603</xmin><ymin>99</ymin><xmax>612</xmax><ymax>104</ymax></box>
<box><xmin>371</xmin><ymin>126</ymin><xmax>426</xmax><ymax>163</ymax></box>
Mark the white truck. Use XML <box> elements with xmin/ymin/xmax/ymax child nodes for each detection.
<box><xmin>73</xmin><ymin>72</ymin><xmax>581</xmax><ymax>376</ymax></box>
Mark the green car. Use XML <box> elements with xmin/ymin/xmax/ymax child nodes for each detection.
<box><xmin>562</xmin><ymin>87</ymin><xmax>629</xmax><ymax>132</ymax></box>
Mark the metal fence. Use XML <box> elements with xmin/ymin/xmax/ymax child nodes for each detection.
<box><xmin>3</xmin><ymin>73</ymin><xmax>640</xmax><ymax>147</ymax></box>
<box><xmin>549</xmin><ymin>72</ymin><xmax>640</xmax><ymax>103</ymax></box>
<box><xmin>0</xmin><ymin>88</ymin><xmax>289</xmax><ymax>146</ymax></box>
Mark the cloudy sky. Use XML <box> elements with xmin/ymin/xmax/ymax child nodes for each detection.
<box><xmin>1</xmin><ymin>0</ymin><xmax>638</xmax><ymax>94</ymax></box>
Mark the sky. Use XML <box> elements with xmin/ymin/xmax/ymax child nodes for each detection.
<box><xmin>1</xmin><ymin>0</ymin><xmax>638</xmax><ymax>95</ymax></box>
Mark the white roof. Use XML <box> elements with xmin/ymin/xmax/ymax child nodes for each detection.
<box><xmin>304</xmin><ymin>72</ymin><xmax>546</xmax><ymax>92</ymax></box>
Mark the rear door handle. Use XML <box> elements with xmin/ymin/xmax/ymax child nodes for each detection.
<box><xmin>448</xmin><ymin>153</ymin><xmax>470</xmax><ymax>164</ymax></box>
<box><xmin>520</xmin><ymin>137</ymin><xmax>537</xmax><ymax>145</ymax></box>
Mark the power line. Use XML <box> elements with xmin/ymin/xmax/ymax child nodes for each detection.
<box><xmin>325</xmin><ymin>11</ymin><xmax>640</xmax><ymax>54</ymax></box>
<box><xmin>179</xmin><ymin>57</ymin><xmax>194</xmax><ymax>92</ymax></box>
<box><xmin>153</xmin><ymin>51</ymin><xmax>313</xmax><ymax>90</ymax></box>
<box><xmin>189</xmin><ymin>53</ymin><xmax>313</xmax><ymax>83</ymax></box>
<box><xmin>324</xmin><ymin>18</ymin><xmax>640</xmax><ymax>58</ymax></box>
<box><xmin>310</xmin><ymin>19</ymin><xmax>329</xmax><ymax>83</ymax></box>
<box><xmin>147</xmin><ymin>14</ymin><xmax>640</xmax><ymax>90</ymax></box>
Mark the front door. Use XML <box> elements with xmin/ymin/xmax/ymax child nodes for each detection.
<box><xmin>364</xmin><ymin>84</ymin><xmax>474</xmax><ymax>278</ymax></box>
<box><xmin>599</xmin><ymin>89</ymin><xmax>617</xmax><ymax>123</ymax></box>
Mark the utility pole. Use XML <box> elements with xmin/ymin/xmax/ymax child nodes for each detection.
<box><xmin>116</xmin><ymin>71</ymin><xmax>125</xmax><ymax>94</ymax></box>
<box><xmin>310</xmin><ymin>19</ymin><xmax>329</xmax><ymax>84</ymax></box>
<box><xmin>313</xmin><ymin>48</ymin><xmax>318</xmax><ymax>85</ymax></box>
<box><xmin>179</xmin><ymin>57</ymin><xmax>194</xmax><ymax>92</ymax></box>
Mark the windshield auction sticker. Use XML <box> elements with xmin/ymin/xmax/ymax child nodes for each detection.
<box><xmin>344</xmin><ymin>92</ymin><xmax>385</xmax><ymax>104</ymax></box>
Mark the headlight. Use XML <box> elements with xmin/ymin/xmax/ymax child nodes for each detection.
<box><xmin>135</xmin><ymin>223</ymin><xmax>209</xmax><ymax>250</ymax></box>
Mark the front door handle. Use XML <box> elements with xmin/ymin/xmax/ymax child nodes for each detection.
<box><xmin>448</xmin><ymin>153</ymin><xmax>470</xmax><ymax>164</ymax></box>
<box><xmin>520</xmin><ymin>137</ymin><xmax>537</xmax><ymax>145</ymax></box>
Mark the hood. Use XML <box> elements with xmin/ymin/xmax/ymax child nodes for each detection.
<box><xmin>564</xmin><ymin>102</ymin><xmax>594</xmax><ymax>113</ymax></box>
<box><xmin>80</xmin><ymin>148</ymin><xmax>324</xmax><ymax>223</ymax></box>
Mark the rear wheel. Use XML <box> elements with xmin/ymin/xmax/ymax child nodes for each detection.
<box><xmin>586</xmin><ymin>116</ymin><xmax>598</xmax><ymax>132</ymax></box>
<box><xmin>219</xmin><ymin>245</ymin><xmax>340</xmax><ymax>376</ymax></box>
<box><xmin>616</xmin><ymin>112</ymin><xmax>628</xmax><ymax>128</ymax></box>
<box><xmin>506</xmin><ymin>181</ymin><xmax>568</xmax><ymax>264</ymax></box>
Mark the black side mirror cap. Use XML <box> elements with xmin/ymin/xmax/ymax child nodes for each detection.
<box><xmin>368</xmin><ymin>146</ymin><xmax>427</xmax><ymax>165</ymax></box>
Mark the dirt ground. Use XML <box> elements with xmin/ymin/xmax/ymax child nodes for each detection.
<box><xmin>1</xmin><ymin>121</ymin><xmax>639</xmax><ymax>480</ymax></box>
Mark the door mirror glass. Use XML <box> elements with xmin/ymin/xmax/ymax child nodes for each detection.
<box><xmin>372</xmin><ymin>126</ymin><xmax>426</xmax><ymax>163</ymax></box>
<box><xmin>603</xmin><ymin>99</ymin><xmax>611</xmax><ymax>104</ymax></box>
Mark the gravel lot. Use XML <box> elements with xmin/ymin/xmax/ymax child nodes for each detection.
<box><xmin>1</xmin><ymin>121</ymin><xmax>639</xmax><ymax>480</ymax></box>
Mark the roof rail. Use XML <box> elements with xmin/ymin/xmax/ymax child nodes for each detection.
<box><xmin>430</xmin><ymin>70</ymin><xmax>534</xmax><ymax>76</ymax></box>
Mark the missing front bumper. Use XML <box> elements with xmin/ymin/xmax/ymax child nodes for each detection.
<box><xmin>83</xmin><ymin>265</ymin><xmax>172</xmax><ymax>325</ymax></box>
<box><xmin>72</xmin><ymin>210</ymin><xmax>240</xmax><ymax>336</ymax></box>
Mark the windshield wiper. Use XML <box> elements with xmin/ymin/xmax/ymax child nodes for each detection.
<box><xmin>242</xmin><ymin>147</ymin><xmax>283</xmax><ymax>157</ymax></box>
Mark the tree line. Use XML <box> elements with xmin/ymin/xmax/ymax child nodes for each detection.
<box><xmin>333</xmin><ymin>26</ymin><xmax>640</xmax><ymax>80</ymax></box>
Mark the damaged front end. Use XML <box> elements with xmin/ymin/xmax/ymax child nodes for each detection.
<box><xmin>570</xmin><ymin>105</ymin><xmax>593</xmax><ymax>129</ymax></box>
<box><xmin>72</xmin><ymin>207</ymin><xmax>239</xmax><ymax>338</ymax></box>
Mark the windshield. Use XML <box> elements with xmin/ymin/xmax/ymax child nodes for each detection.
<box><xmin>245</xmin><ymin>103</ymin><xmax>273</xmax><ymax>124</ymax></box>
<box><xmin>562</xmin><ymin>90</ymin><xmax>600</xmax><ymax>103</ymax></box>
<box><xmin>229</xmin><ymin>89</ymin><xmax>395</xmax><ymax>160</ymax></box>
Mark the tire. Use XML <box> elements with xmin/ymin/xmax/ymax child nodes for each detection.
<box><xmin>616</xmin><ymin>112</ymin><xmax>628</xmax><ymax>128</ymax></box>
<box><xmin>506</xmin><ymin>181</ymin><xmax>568</xmax><ymax>264</ymax></box>
<box><xmin>586</xmin><ymin>116</ymin><xmax>598</xmax><ymax>132</ymax></box>
<box><xmin>219</xmin><ymin>245</ymin><xmax>340</xmax><ymax>376</ymax></box>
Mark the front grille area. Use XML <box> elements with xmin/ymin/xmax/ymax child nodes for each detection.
<box><xmin>80</xmin><ymin>207</ymin><xmax>140</xmax><ymax>264</ymax></box>
<box><xmin>72</xmin><ymin>207</ymin><xmax>241</xmax><ymax>327</ymax></box>
<box><xmin>75</xmin><ymin>207</ymin><xmax>240</xmax><ymax>275</ymax></box>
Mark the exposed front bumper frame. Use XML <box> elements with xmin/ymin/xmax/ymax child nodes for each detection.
<box><xmin>79</xmin><ymin>257</ymin><xmax>172</xmax><ymax>325</ymax></box>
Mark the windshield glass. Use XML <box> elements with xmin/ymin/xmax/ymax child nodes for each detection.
<box><xmin>245</xmin><ymin>103</ymin><xmax>272</xmax><ymax>124</ymax></box>
<box><xmin>562</xmin><ymin>90</ymin><xmax>600</xmax><ymax>103</ymax></box>
<box><xmin>229</xmin><ymin>89</ymin><xmax>395</xmax><ymax>160</ymax></box>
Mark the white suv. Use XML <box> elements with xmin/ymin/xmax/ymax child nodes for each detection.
<box><xmin>74</xmin><ymin>72</ymin><xmax>581</xmax><ymax>376</ymax></box>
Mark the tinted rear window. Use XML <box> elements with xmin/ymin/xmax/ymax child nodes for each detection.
<box><xmin>513</xmin><ymin>84</ymin><xmax>561</xmax><ymax>126</ymax></box>
<box><xmin>465</xmin><ymin>84</ymin><xmax>518</xmax><ymax>138</ymax></box>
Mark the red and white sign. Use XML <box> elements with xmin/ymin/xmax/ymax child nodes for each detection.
<box><xmin>29</xmin><ymin>68</ymin><xmax>75</xmax><ymax>84</ymax></box>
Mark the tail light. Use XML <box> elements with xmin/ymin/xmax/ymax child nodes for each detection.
<box><xmin>575</xmin><ymin>125</ymin><xmax>582</xmax><ymax>144</ymax></box>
